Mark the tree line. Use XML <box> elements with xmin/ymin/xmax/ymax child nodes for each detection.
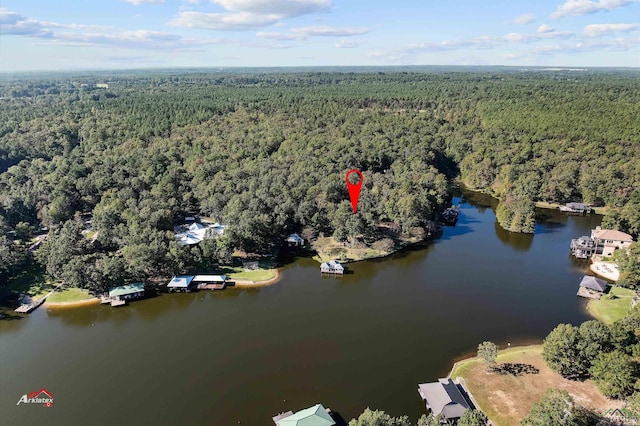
<box><xmin>1</xmin><ymin>70</ymin><xmax>639</xmax><ymax>292</ymax></box>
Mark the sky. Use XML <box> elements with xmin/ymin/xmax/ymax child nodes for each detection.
<box><xmin>0</xmin><ymin>0</ymin><xmax>638</xmax><ymax>71</ymax></box>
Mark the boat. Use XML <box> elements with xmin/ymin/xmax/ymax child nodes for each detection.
<box><xmin>440</xmin><ymin>206</ymin><xmax>460</xmax><ymax>225</ymax></box>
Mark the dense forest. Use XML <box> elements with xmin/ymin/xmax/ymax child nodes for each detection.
<box><xmin>0</xmin><ymin>70</ymin><xmax>639</xmax><ymax>292</ymax></box>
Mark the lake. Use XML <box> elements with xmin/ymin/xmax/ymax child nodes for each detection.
<box><xmin>0</xmin><ymin>191</ymin><xmax>601</xmax><ymax>425</ymax></box>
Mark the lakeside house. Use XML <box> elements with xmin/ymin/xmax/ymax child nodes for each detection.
<box><xmin>320</xmin><ymin>260</ymin><xmax>344</xmax><ymax>275</ymax></box>
<box><xmin>285</xmin><ymin>233</ymin><xmax>305</xmax><ymax>247</ymax></box>
<box><xmin>272</xmin><ymin>403</ymin><xmax>335</xmax><ymax>426</ymax></box>
<box><xmin>570</xmin><ymin>227</ymin><xmax>633</xmax><ymax>259</ymax></box>
<box><xmin>174</xmin><ymin>221</ymin><xmax>225</xmax><ymax>246</ymax></box>
<box><xmin>570</xmin><ymin>236</ymin><xmax>597</xmax><ymax>259</ymax></box>
<box><xmin>590</xmin><ymin>227</ymin><xmax>633</xmax><ymax>257</ymax></box>
<box><xmin>418</xmin><ymin>378</ymin><xmax>471</xmax><ymax>423</ymax></box>
<box><xmin>559</xmin><ymin>202</ymin><xmax>591</xmax><ymax>214</ymax></box>
<box><xmin>103</xmin><ymin>283</ymin><xmax>145</xmax><ymax>307</ymax></box>
<box><xmin>577</xmin><ymin>275</ymin><xmax>608</xmax><ymax>300</ymax></box>
<box><xmin>167</xmin><ymin>275</ymin><xmax>195</xmax><ymax>292</ymax></box>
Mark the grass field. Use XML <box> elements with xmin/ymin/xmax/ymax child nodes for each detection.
<box><xmin>312</xmin><ymin>233</ymin><xmax>422</xmax><ymax>263</ymax></box>
<box><xmin>534</xmin><ymin>201</ymin><xmax>608</xmax><ymax>215</ymax></box>
<box><xmin>587</xmin><ymin>286</ymin><xmax>636</xmax><ymax>325</ymax></box>
<box><xmin>47</xmin><ymin>287</ymin><xmax>93</xmax><ymax>303</ymax></box>
<box><xmin>450</xmin><ymin>345</ymin><xmax>620</xmax><ymax>426</ymax></box>
<box><xmin>219</xmin><ymin>260</ymin><xmax>276</xmax><ymax>282</ymax></box>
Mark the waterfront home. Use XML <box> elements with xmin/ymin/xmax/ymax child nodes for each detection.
<box><xmin>174</xmin><ymin>221</ymin><xmax>226</xmax><ymax>246</ymax></box>
<box><xmin>559</xmin><ymin>202</ymin><xmax>591</xmax><ymax>214</ymax></box>
<box><xmin>590</xmin><ymin>227</ymin><xmax>633</xmax><ymax>257</ymax></box>
<box><xmin>167</xmin><ymin>275</ymin><xmax>195</xmax><ymax>292</ymax></box>
<box><xmin>577</xmin><ymin>275</ymin><xmax>608</xmax><ymax>300</ymax></box>
<box><xmin>272</xmin><ymin>403</ymin><xmax>335</xmax><ymax>426</ymax></box>
<box><xmin>418</xmin><ymin>378</ymin><xmax>471</xmax><ymax>422</ymax></box>
<box><xmin>285</xmin><ymin>233</ymin><xmax>305</xmax><ymax>246</ymax></box>
<box><xmin>570</xmin><ymin>236</ymin><xmax>597</xmax><ymax>259</ymax></box>
<box><xmin>103</xmin><ymin>283</ymin><xmax>145</xmax><ymax>307</ymax></box>
<box><xmin>193</xmin><ymin>274</ymin><xmax>227</xmax><ymax>290</ymax></box>
<box><xmin>320</xmin><ymin>260</ymin><xmax>344</xmax><ymax>274</ymax></box>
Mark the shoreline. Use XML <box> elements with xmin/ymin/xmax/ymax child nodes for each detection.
<box><xmin>232</xmin><ymin>268</ymin><xmax>281</xmax><ymax>288</ymax></box>
<box><xmin>44</xmin><ymin>298</ymin><xmax>100</xmax><ymax>309</ymax></box>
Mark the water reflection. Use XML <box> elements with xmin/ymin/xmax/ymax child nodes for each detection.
<box><xmin>494</xmin><ymin>221</ymin><xmax>534</xmax><ymax>252</ymax></box>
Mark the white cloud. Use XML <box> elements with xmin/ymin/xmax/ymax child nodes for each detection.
<box><xmin>182</xmin><ymin>0</ymin><xmax>199</xmax><ymax>4</ymax></box>
<box><xmin>538</xmin><ymin>24</ymin><xmax>555</xmax><ymax>33</ymax></box>
<box><xmin>551</xmin><ymin>0</ymin><xmax>640</xmax><ymax>18</ymax></box>
<box><xmin>0</xmin><ymin>9</ymin><xmax>231</xmax><ymax>50</ymax></box>
<box><xmin>509</xmin><ymin>13</ymin><xmax>535</xmax><ymax>25</ymax></box>
<box><xmin>210</xmin><ymin>0</ymin><xmax>331</xmax><ymax>17</ymax></box>
<box><xmin>257</xmin><ymin>25</ymin><xmax>369</xmax><ymax>40</ymax></box>
<box><xmin>369</xmin><ymin>30</ymin><xmax>577</xmax><ymax>62</ymax></box>
<box><xmin>169</xmin><ymin>11</ymin><xmax>280</xmax><ymax>30</ymax></box>
<box><xmin>336</xmin><ymin>39</ymin><xmax>364</xmax><ymax>48</ymax></box>
<box><xmin>125</xmin><ymin>0</ymin><xmax>164</xmax><ymax>5</ymax></box>
<box><xmin>583</xmin><ymin>23</ymin><xmax>640</xmax><ymax>36</ymax></box>
<box><xmin>170</xmin><ymin>0</ymin><xmax>332</xmax><ymax>31</ymax></box>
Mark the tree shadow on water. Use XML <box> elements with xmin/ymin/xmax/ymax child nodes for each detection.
<box><xmin>492</xmin><ymin>363</ymin><xmax>540</xmax><ymax>376</ymax></box>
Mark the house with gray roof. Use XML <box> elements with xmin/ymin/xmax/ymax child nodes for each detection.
<box><xmin>577</xmin><ymin>275</ymin><xmax>608</xmax><ymax>299</ymax></box>
<box><xmin>418</xmin><ymin>378</ymin><xmax>470</xmax><ymax>422</ymax></box>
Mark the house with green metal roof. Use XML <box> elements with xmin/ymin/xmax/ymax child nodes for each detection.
<box><xmin>104</xmin><ymin>283</ymin><xmax>145</xmax><ymax>306</ymax></box>
<box><xmin>109</xmin><ymin>283</ymin><xmax>145</xmax><ymax>299</ymax></box>
<box><xmin>272</xmin><ymin>404</ymin><xmax>335</xmax><ymax>426</ymax></box>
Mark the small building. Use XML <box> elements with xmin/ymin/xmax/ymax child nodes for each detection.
<box><xmin>272</xmin><ymin>403</ymin><xmax>335</xmax><ymax>426</ymax></box>
<box><xmin>577</xmin><ymin>275</ymin><xmax>608</xmax><ymax>299</ymax></box>
<box><xmin>570</xmin><ymin>236</ymin><xmax>596</xmax><ymax>259</ymax></box>
<box><xmin>320</xmin><ymin>260</ymin><xmax>344</xmax><ymax>274</ymax></box>
<box><xmin>95</xmin><ymin>83</ymin><xmax>109</xmax><ymax>89</ymax></box>
<box><xmin>105</xmin><ymin>283</ymin><xmax>145</xmax><ymax>307</ymax></box>
<box><xmin>193</xmin><ymin>274</ymin><xmax>227</xmax><ymax>290</ymax></box>
<box><xmin>590</xmin><ymin>227</ymin><xmax>634</xmax><ymax>257</ymax></box>
<box><xmin>418</xmin><ymin>378</ymin><xmax>471</xmax><ymax>422</ymax></box>
<box><xmin>286</xmin><ymin>233</ymin><xmax>305</xmax><ymax>246</ymax></box>
<box><xmin>167</xmin><ymin>275</ymin><xmax>195</xmax><ymax>292</ymax></box>
<box><xmin>559</xmin><ymin>202</ymin><xmax>591</xmax><ymax>214</ymax></box>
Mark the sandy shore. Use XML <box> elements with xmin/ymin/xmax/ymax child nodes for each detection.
<box><xmin>232</xmin><ymin>268</ymin><xmax>281</xmax><ymax>288</ymax></box>
<box><xmin>44</xmin><ymin>298</ymin><xmax>100</xmax><ymax>309</ymax></box>
<box><xmin>590</xmin><ymin>262</ymin><xmax>620</xmax><ymax>281</ymax></box>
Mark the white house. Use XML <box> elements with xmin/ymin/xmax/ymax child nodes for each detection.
<box><xmin>175</xmin><ymin>222</ymin><xmax>225</xmax><ymax>246</ymax></box>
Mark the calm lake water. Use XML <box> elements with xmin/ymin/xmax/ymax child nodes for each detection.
<box><xmin>1</xmin><ymin>192</ymin><xmax>601</xmax><ymax>426</ymax></box>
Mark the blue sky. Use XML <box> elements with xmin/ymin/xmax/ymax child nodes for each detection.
<box><xmin>0</xmin><ymin>0</ymin><xmax>638</xmax><ymax>70</ymax></box>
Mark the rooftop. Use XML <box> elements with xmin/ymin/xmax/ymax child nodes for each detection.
<box><xmin>591</xmin><ymin>227</ymin><xmax>633</xmax><ymax>242</ymax></box>
<box><xmin>109</xmin><ymin>283</ymin><xmax>144</xmax><ymax>298</ymax></box>
<box><xmin>579</xmin><ymin>275</ymin><xmax>608</xmax><ymax>293</ymax></box>
<box><xmin>274</xmin><ymin>404</ymin><xmax>335</xmax><ymax>426</ymax></box>
<box><xmin>167</xmin><ymin>275</ymin><xmax>195</xmax><ymax>288</ymax></box>
<box><xmin>418</xmin><ymin>378</ymin><xmax>470</xmax><ymax>420</ymax></box>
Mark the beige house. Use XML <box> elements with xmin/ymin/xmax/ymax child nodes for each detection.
<box><xmin>590</xmin><ymin>226</ymin><xmax>633</xmax><ymax>257</ymax></box>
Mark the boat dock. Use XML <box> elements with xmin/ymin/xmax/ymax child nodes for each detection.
<box><xmin>559</xmin><ymin>202</ymin><xmax>591</xmax><ymax>214</ymax></box>
<box><xmin>15</xmin><ymin>296</ymin><xmax>47</xmax><ymax>313</ymax></box>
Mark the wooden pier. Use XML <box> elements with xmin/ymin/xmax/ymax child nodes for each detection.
<box><xmin>196</xmin><ymin>283</ymin><xmax>226</xmax><ymax>290</ymax></box>
<box><xmin>15</xmin><ymin>296</ymin><xmax>46</xmax><ymax>313</ymax></box>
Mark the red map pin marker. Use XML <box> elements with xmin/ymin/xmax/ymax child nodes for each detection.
<box><xmin>346</xmin><ymin>169</ymin><xmax>364</xmax><ymax>214</ymax></box>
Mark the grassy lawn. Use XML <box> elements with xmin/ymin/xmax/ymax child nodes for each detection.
<box><xmin>219</xmin><ymin>261</ymin><xmax>276</xmax><ymax>282</ymax></box>
<box><xmin>587</xmin><ymin>286</ymin><xmax>635</xmax><ymax>325</ymax></box>
<box><xmin>47</xmin><ymin>287</ymin><xmax>93</xmax><ymax>303</ymax></box>
<box><xmin>313</xmin><ymin>233</ymin><xmax>422</xmax><ymax>263</ymax></box>
<box><xmin>535</xmin><ymin>201</ymin><xmax>608</xmax><ymax>215</ymax></box>
<box><xmin>450</xmin><ymin>345</ymin><xmax>620</xmax><ymax>426</ymax></box>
